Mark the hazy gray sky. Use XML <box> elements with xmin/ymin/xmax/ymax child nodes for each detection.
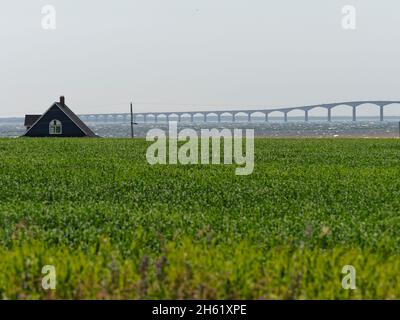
<box><xmin>1</xmin><ymin>0</ymin><xmax>400</xmax><ymax>116</ymax></box>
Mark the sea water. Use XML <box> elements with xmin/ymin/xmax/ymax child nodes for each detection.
<box><xmin>1</xmin><ymin>117</ymin><xmax>400</xmax><ymax>138</ymax></box>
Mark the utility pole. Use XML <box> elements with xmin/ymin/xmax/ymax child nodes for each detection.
<box><xmin>130</xmin><ymin>101</ymin><xmax>134</xmax><ymax>138</ymax></box>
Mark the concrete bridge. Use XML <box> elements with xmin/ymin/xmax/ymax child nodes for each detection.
<box><xmin>79</xmin><ymin>101</ymin><xmax>400</xmax><ymax>123</ymax></box>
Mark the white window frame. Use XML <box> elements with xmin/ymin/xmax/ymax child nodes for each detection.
<box><xmin>49</xmin><ymin>119</ymin><xmax>62</xmax><ymax>135</ymax></box>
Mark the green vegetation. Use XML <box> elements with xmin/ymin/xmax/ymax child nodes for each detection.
<box><xmin>0</xmin><ymin>138</ymin><xmax>399</xmax><ymax>299</ymax></box>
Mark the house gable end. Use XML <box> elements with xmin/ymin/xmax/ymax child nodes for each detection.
<box><xmin>24</xmin><ymin>104</ymin><xmax>87</xmax><ymax>137</ymax></box>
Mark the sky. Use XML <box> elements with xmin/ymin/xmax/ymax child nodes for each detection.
<box><xmin>1</xmin><ymin>0</ymin><xmax>400</xmax><ymax>117</ymax></box>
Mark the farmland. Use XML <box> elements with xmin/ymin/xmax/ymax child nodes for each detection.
<box><xmin>0</xmin><ymin>138</ymin><xmax>399</xmax><ymax>299</ymax></box>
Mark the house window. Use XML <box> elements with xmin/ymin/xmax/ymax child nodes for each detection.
<box><xmin>49</xmin><ymin>120</ymin><xmax>62</xmax><ymax>135</ymax></box>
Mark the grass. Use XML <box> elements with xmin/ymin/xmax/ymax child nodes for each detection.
<box><xmin>0</xmin><ymin>138</ymin><xmax>399</xmax><ymax>299</ymax></box>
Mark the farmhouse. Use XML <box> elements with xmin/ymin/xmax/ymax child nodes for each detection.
<box><xmin>23</xmin><ymin>96</ymin><xmax>97</xmax><ymax>137</ymax></box>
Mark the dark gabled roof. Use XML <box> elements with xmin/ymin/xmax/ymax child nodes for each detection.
<box><xmin>24</xmin><ymin>101</ymin><xmax>98</xmax><ymax>137</ymax></box>
<box><xmin>24</xmin><ymin>114</ymin><xmax>41</xmax><ymax>127</ymax></box>
<box><xmin>54</xmin><ymin>103</ymin><xmax>97</xmax><ymax>137</ymax></box>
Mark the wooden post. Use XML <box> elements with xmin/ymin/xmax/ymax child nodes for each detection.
<box><xmin>130</xmin><ymin>102</ymin><xmax>134</xmax><ymax>138</ymax></box>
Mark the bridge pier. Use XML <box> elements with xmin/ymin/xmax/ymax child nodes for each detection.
<box><xmin>328</xmin><ymin>108</ymin><xmax>332</xmax><ymax>122</ymax></box>
<box><xmin>352</xmin><ymin>106</ymin><xmax>357</xmax><ymax>122</ymax></box>
<box><xmin>265</xmin><ymin>113</ymin><xmax>269</xmax><ymax>122</ymax></box>
<box><xmin>204</xmin><ymin>114</ymin><xmax>207</xmax><ymax>123</ymax></box>
<box><xmin>248</xmin><ymin>113</ymin><xmax>251</xmax><ymax>122</ymax></box>
<box><xmin>284</xmin><ymin>112</ymin><xmax>288</xmax><ymax>122</ymax></box>
<box><xmin>305</xmin><ymin>110</ymin><xmax>309</xmax><ymax>122</ymax></box>
<box><xmin>380</xmin><ymin>106</ymin><xmax>384</xmax><ymax>122</ymax></box>
<box><xmin>217</xmin><ymin>114</ymin><xmax>221</xmax><ymax>123</ymax></box>
<box><xmin>144</xmin><ymin>114</ymin><xmax>147</xmax><ymax>123</ymax></box>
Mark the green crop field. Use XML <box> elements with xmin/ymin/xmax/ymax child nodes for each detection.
<box><xmin>0</xmin><ymin>138</ymin><xmax>399</xmax><ymax>299</ymax></box>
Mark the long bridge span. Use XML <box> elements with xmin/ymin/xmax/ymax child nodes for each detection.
<box><xmin>79</xmin><ymin>101</ymin><xmax>400</xmax><ymax>123</ymax></box>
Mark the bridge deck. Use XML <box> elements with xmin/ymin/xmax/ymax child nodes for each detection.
<box><xmin>79</xmin><ymin>101</ymin><xmax>400</xmax><ymax>123</ymax></box>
